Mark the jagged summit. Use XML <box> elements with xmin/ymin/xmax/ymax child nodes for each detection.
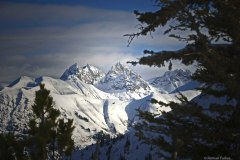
<box><xmin>60</xmin><ymin>63</ymin><xmax>105</xmax><ymax>85</ymax></box>
<box><xmin>83</xmin><ymin>64</ymin><xmax>100</xmax><ymax>72</ymax></box>
<box><xmin>100</xmin><ymin>62</ymin><xmax>149</xmax><ymax>90</ymax></box>
<box><xmin>0</xmin><ymin>61</ymin><xmax>204</xmax><ymax>160</ymax></box>
<box><xmin>60</xmin><ymin>62</ymin><xmax>153</xmax><ymax>100</ymax></box>
<box><xmin>104</xmin><ymin>62</ymin><xmax>132</xmax><ymax>82</ymax></box>
<box><xmin>60</xmin><ymin>63</ymin><xmax>81</xmax><ymax>80</ymax></box>
<box><xmin>60</xmin><ymin>63</ymin><xmax>192</xmax><ymax>100</ymax></box>
<box><xmin>96</xmin><ymin>62</ymin><xmax>152</xmax><ymax>100</ymax></box>
<box><xmin>149</xmin><ymin>69</ymin><xmax>192</xmax><ymax>93</ymax></box>
<box><xmin>78</xmin><ymin>64</ymin><xmax>105</xmax><ymax>85</ymax></box>
<box><xmin>163</xmin><ymin>69</ymin><xmax>191</xmax><ymax>79</ymax></box>
<box><xmin>110</xmin><ymin>62</ymin><xmax>127</xmax><ymax>72</ymax></box>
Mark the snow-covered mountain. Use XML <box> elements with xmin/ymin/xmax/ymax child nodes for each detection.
<box><xmin>99</xmin><ymin>62</ymin><xmax>149</xmax><ymax>91</ymax></box>
<box><xmin>0</xmin><ymin>75</ymin><xmax>176</xmax><ymax>146</ymax></box>
<box><xmin>149</xmin><ymin>69</ymin><xmax>192</xmax><ymax>93</ymax></box>
<box><xmin>61</xmin><ymin>63</ymin><xmax>105</xmax><ymax>85</ymax></box>
<box><xmin>0</xmin><ymin>76</ymin><xmax>121</xmax><ymax>145</ymax></box>
<box><xmin>0</xmin><ymin>63</ymin><xmax>202</xmax><ymax>160</ymax></box>
<box><xmin>61</xmin><ymin>62</ymin><xmax>155</xmax><ymax>101</ymax></box>
<box><xmin>96</xmin><ymin>62</ymin><xmax>154</xmax><ymax>100</ymax></box>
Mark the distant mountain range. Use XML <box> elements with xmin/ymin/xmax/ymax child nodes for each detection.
<box><xmin>0</xmin><ymin>62</ymin><xmax>200</xmax><ymax>160</ymax></box>
<box><xmin>60</xmin><ymin>63</ymin><xmax>192</xmax><ymax>98</ymax></box>
<box><xmin>149</xmin><ymin>69</ymin><xmax>192</xmax><ymax>93</ymax></box>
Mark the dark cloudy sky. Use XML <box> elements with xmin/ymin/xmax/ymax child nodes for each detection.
<box><xmin>0</xmin><ymin>0</ymin><xmax>187</xmax><ymax>83</ymax></box>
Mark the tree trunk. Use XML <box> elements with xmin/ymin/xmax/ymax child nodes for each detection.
<box><xmin>173</xmin><ymin>151</ymin><xmax>178</xmax><ymax>160</ymax></box>
<box><xmin>52</xmin><ymin>139</ymin><xmax>55</xmax><ymax>160</ymax></box>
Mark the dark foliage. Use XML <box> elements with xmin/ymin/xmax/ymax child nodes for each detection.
<box><xmin>28</xmin><ymin>84</ymin><xmax>75</xmax><ymax>160</ymax></box>
<box><xmin>128</xmin><ymin>0</ymin><xmax>240</xmax><ymax>159</ymax></box>
<box><xmin>0</xmin><ymin>133</ymin><xmax>27</xmax><ymax>160</ymax></box>
<box><xmin>57</xmin><ymin>118</ymin><xmax>75</xmax><ymax>158</ymax></box>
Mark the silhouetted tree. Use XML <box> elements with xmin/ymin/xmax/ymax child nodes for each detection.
<box><xmin>0</xmin><ymin>133</ymin><xmax>27</xmax><ymax>160</ymax></box>
<box><xmin>57</xmin><ymin>118</ymin><xmax>75</xmax><ymax>158</ymax></box>
<box><xmin>28</xmin><ymin>84</ymin><xmax>75</xmax><ymax>160</ymax></box>
<box><xmin>106</xmin><ymin>144</ymin><xmax>112</xmax><ymax>160</ymax></box>
<box><xmin>128</xmin><ymin>0</ymin><xmax>240</xmax><ymax>159</ymax></box>
<box><xmin>124</xmin><ymin>135</ymin><xmax>130</xmax><ymax>154</ymax></box>
<box><xmin>119</xmin><ymin>153</ymin><xmax>126</xmax><ymax>160</ymax></box>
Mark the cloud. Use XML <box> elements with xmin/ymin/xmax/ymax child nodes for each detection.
<box><xmin>0</xmin><ymin>2</ymin><xmax>186</xmax><ymax>83</ymax></box>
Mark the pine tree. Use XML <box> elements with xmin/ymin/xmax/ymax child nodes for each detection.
<box><xmin>145</xmin><ymin>153</ymin><xmax>152</xmax><ymax>160</ymax></box>
<box><xmin>127</xmin><ymin>0</ymin><xmax>240</xmax><ymax>159</ymax></box>
<box><xmin>106</xmin><ymin>144</ymin><xmax>112</xmax><ymax>160</ymax></box>
<box><xmin>57</xmin><ymin>118</ymin><xmax>75</xmax><ymax>158</ymax></box>
<box><xmin>0</xmin><ymin>133</ymin><xmax>28</xmax><ymax>160</ymax></box>
<box><xmin>92</xmin><ymin>131</ymin><xmax>110</xmax><ymax>160</ymax></box>
<box><xmin>119</xmin><ymin>153</ymin><xmax>126</xmax><ymax>160</ymax></box>
<box><xmin>124</xmin><ymin>135</ymin><xmax>130</xmax><ymax>154</ymax></box>
<box><xmin>92</xmin><ymin>131</ymin><xmax>102</xmax><ymax>160</ymax></box>
<box><xmin>28</xmin><ymin>84</ymin><xmax>75</xmax><ymax>160</ymax></box>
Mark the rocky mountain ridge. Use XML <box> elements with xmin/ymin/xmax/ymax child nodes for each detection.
<box><xmin>61</xmin><ymin>63</ymin><xmax>105</xmax><ymax>85</ymax></box>
<box><xmin>61</xmin><ymin>62</ymin><xmax>158</xmax><ymax>100</ymax></box>
<box><xmin>0</xmin><ymin>62</ymin><xmax>198</xmax><ymax>160</ymax></box>
<box><xmin>149</xmin><ymin>69</ymin><xmax>192</xmax><ymax>93</ymax></box>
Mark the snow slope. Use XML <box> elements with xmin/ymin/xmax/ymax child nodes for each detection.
<box><xmin>0</xmin><ymin>64</ymin><xmax>203</xmax><ymax>160</ymax></box>
<box><xmin>1</xmin><ymin>75</ymin><xmax>180</xmax><ymax>148</ymax></box>
<box><xmin>0</xmin><ymin>76</ymin><xmax>126</xmax><ymax>146</ymax></box>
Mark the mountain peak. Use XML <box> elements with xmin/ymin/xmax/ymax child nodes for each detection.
<box><xmin>83</xmin><ymin>64</ymin><xmax>93</xmax><ymax>69</ymax></box>
<box><xmin>71</xmin><ymin>63</ymin><xmax>79</xmax><ymax>68</ymax></box>
<box><xmin>114</xmin><ymin>62</ymin><xmax>125</xmax><ymax>68</ymax></box>
<box><xmin>96</xmin><ymin>63</ymin><xmax>152</xmax><ymax>100</ymax></box>
<box><xmin>60</xmin><ymin>63</ymin><xmax>105</xmax><ymax>85</ymax></box>
<box><xmin>163</xmin><ymin>69</ymin><xmax>191</xmax><ymax>78</ymax></box>
<box><xmin>70</xmin><ymin>63</ymin><xmax>80</xmax><ymax>71</ymax></box>
<box><xmin>83</xmin><ymin>64</ymin><xmax>101</xmax><ymax>73</ymax></box>
<box><xmin>110</xmin><ymin>62</ymin><xmax>129</xmax><ymax>73</ymax></box>
<box><xmin>149</xmin><ymin>69</ymin><xmax>192</xmax><ymax>93</ymax></box>
<box><xmin>60</xmin><ymin>63</ymin><xmax>81</xmax><ymax>80</ymax></box>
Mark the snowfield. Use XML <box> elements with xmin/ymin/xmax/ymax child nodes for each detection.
<box><xmin>0</xmin><ymin>63</ymin><xmax>202</xmax><ymax>159</ymax></box>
